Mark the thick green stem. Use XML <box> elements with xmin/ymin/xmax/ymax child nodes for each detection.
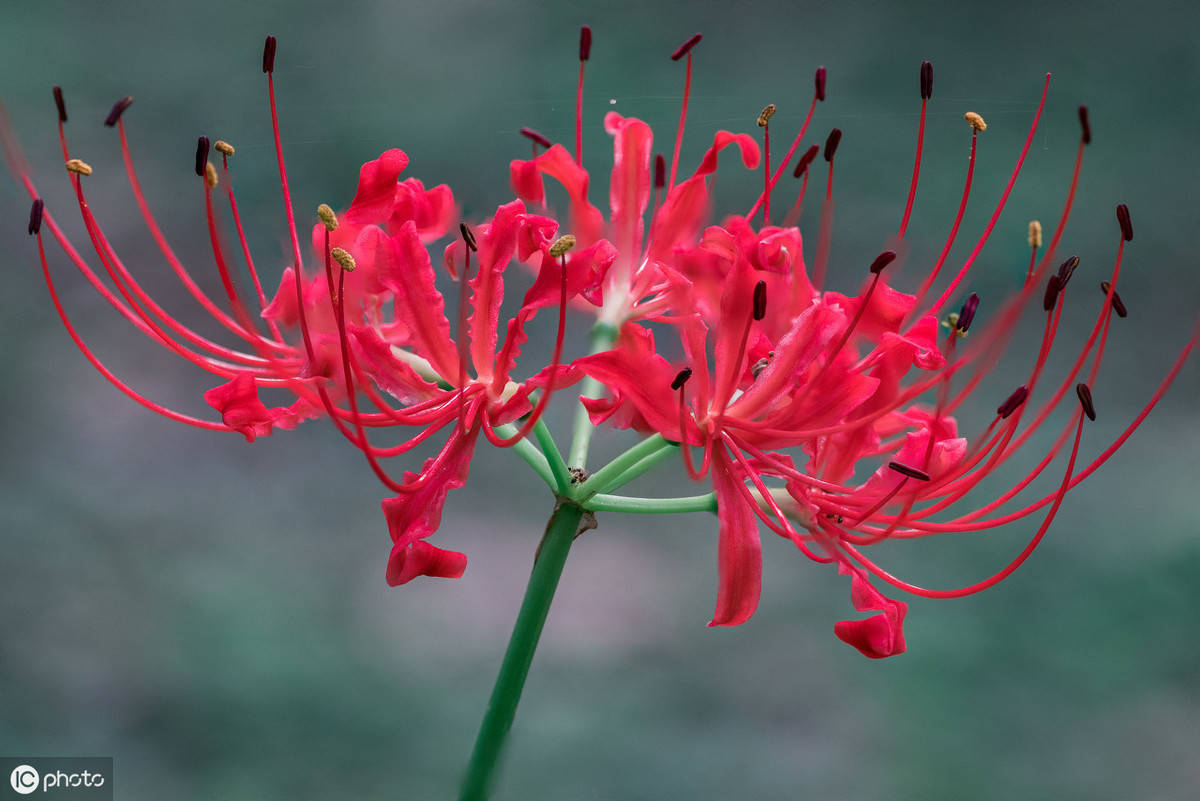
<box><xmin>584</xmin><ymin>492</ymin><xmax>716</xmax><ymax>514</ymax></box>
<box><xmin>458</xmin><ymin>500</ymin><xmax>585</xmax><ymax>801</ymax></box>
<box><xmin>566</xmin><ymin>322</ymin><xmax>618</xmax><ymax>469</ymax></box>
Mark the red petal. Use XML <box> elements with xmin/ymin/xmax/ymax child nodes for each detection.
<box><xmin>345</xmin><ymin>149</ymin><xmax>411</xmax><ymax>225</ymax></box>
<box><xmin>381</xmin><ymin>425</ymin><xmax>478</xmax><ymax>547</ymax></box>
<box><xmin>604</xmin><ymin>112</ymin><xmax>653</xmax><ymax>280</ymax></box>
<box><xmin>833</xmin><ymin>563</ymin><xmax>907</xmax><ymax>658</ymax></box>
<box><xmin>573</xmin><ymin>324</ymin><xmax>684</xmax><ymax>440</ymax></box>
<box><xmin>348</xmin><ymin>325</ymin><xmax>442</xmax><ymax>405</ymax></box>
<box><xmin>509</xmin><ymin>144</ymin><xmax>604</xmax><ymax>246</ymax></box>
<box><xmin>203</xmin><ymin>372</ymin><xmax>318</xmax><ymax>442</ymax></box>
<box><xmin>386</xmin><ymin>540</ymin><xmax>468</xmax><ymax>585</ymax></box>
<box><xmin>708</xmin><ymin>454</ymin><xmax>763</xmax><ymax>627</ymax></box>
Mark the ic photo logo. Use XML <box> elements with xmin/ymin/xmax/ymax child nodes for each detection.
<box><xmin>2</xmin><ymin>759</ymin><xmax>111</xmax><ymax>799</ymax></box>
<box><xmin>9</xmin><ymin>766</ymin><xmax>38</xmax><ymax>795</ymax></box>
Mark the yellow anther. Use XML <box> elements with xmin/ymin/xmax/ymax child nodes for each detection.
<box><xmin>317</xmin><ymin>203</ymin><xmax>339</xmax><ymax>232</ymax></box>
<box><xmin>757</xmin><ymin>104</ymin><xmax>777</xmax><ymax>127</ymax></box>
<box><xmin>65</xmin><ymin>158</ymin><xmax>92</xmax><ymax>176</ymax></box>
<box><xmin>964</xmin><ymin>111</ymin><xmax>987</xmax><ymax>132</ymax></box>
<box><xmin>204</xmin><ymin>162</ymin><xmax>219</xmax><ymax>189</ymax></box>
<box><xmin>1027</xmin><ymin>220</ymin><xmax>1043</xmax><ymax>249</ymax></box>
<box><xmin>548</xmin><ymin>234</ymin><xmax>576</xmax><ymax>258</ymax></box>
<box><xmin>331</xmin><ymin>247</ymin><xmax>356</xmax><ymax>272</ymax></box>
<box><xmin>214</xmin><ymin>140</ymin><xmax>235</xmax><ymax>156</ymax></box>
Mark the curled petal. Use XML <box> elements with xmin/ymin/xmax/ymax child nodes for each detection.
<box><xmin>509</xmin><ymin>144</ymin><xmax>605</xmax><ymax>245</ymax></box>
<box><xmin>386</xmin><ymin>540</ymin><xmax>468</xmax><ymax>585</ymax></box>
<box><xmin>381</xmin><ymin>425</ymin><xmax>478</xmax><ymax>547</ymax></box>
<box><xmin>345</xmin><ymin>149</ymin><xmax>411</xmax><ymax>225</ymax></box>
<box><xmin>833</xmin><ymin>563</ymin><xmax>908</xmax><ymax>658</ymax></box>
<box><xmin>203</xmin><ymin>372</ymin><xmax>318</xmax><ymax>442</ymax></box>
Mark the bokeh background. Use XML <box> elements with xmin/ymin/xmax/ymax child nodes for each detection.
<box><xmin>2</xmin><ymin>0</ymin><xmax>1197</xmax><ymax>798</ymax></box>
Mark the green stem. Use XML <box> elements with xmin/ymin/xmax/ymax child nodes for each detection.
<box><xmin>573</xmin><ymin>434</ymin><xmax>673</xmax><ymax>499</ymax></box>
<box><xmin>584</xmin><ymin>492</ymin><xmax>716</xmax><ymax>514</ymax></box>
<box><xmin>458</xmin><ymin>500</ymin><xmax>585</xmax><ymax>801</ymax></box>
<box><xmin>566</xmin><ymin>322</ymin><xmax>618</xmax><ymax>469</ymax></box>
<box><xmin>532</xmin><ymin>418</ymin><xmax>571</xmax><ymax>494</ymax></box>
<box><xmin>493</xmin><ymin>422</ymin><xmax>556</xmax><ymax>490</ymax></box>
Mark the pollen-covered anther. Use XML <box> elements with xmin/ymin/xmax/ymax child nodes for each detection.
<box><xmin>997</xmin><ymin>385</ymin><xmax>1029</xmax><ymax>419</ymax></box>
<box><xmin>955</xmin><ymin>292</ymin><xmax>980</xmax><ymax>335</ymax></box>
<box><xmin>330</xmin><ymin>247</ymin><xmax>356</xmax><ymax>272</ymax></box>
<box><xmin>214</xmin><ymin>140</ymin><xmax>235</xmax><ymax>156</ymax></box>
<box><xmin>204</xmin><ymin>162</ymin><xmax>218</xmax><ymax>189</ymax></box>
<box><xmin>1100</xmin><ymin>281</ymin><xmax>1128</xmax><ymax>318</ymax></box>
<box><xmin>751</xmin><ymin>280</ymin><xmax>768</xmax><ymax>320</ymax></box>
<box><xmin>1028</xmin><ymin>220</ymin><xmax>1043</xmax><ymax>248</ymax></box>
<box><xmin>869</xmin><ymin>250</ymin><xmax>897</xmax><ymax>274</ymax></box>
<box><xmin>65</xmin><ymin>158</ymin><xmax>92</xmax><ymax>176</ymax></box>
<box><xmin>670</xmin><ymin>367</ymin><xmax>693</xmax><ymax>390</ymax></box>
<box><xmin>28</xmin><ymin>198</ymin><xmax>44</xmax><ymax>236</ymax></box>
<box><xmin>1056</xmin><ymin>255</ymin><xmax>1080</xmax><ymax>288</ymax></box>
<box><xmin>888</xmin><ymin>461</ymin><xmax>931</xmax><ymax>481</ymax></box>
<box><xmin>548</xmin><ymin>235</ymin><xmax>576</xmax><ymax>258</ymax></box>
<box><xmin>1076</xmin><ymin>383</ymin><xmax>1096</xmax><ymax>421</ymax></box>
<box><xmin>964</xmin><ymin>111</ymin><xmax>987</xmax><ymax>131</ymax></box>
<box><xmin>1116</xmin><ymin>203</ymin><xmax>1133</xmax><ymax>241</ymax></box>
<box><xmin>317</xmin><ymin>203</ymin><xmax>339</xmax><ymax>232</ymax></box>
<box><xmin>103</xmin><ymin>96</ymin><xmax>133</xmax><ymax>127</ymax></box>
<box><xmin>459</xmin><ymin>222</ymin><xmax>478</xmax><ymax>252</ymax></box>
<box><xmin>756</xmin><ymin>104</ymin><xmax>776</xmax><ymax>127</ymax></box>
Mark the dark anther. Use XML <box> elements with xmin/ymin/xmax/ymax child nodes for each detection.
<box><xmin>459</xmin><ymin>223</ymin><xmax>478</xmax><ymax>252</ymax></box>
<box><xmin>888</xmin><ymin>461</ymin><xmax>931</xmax><ymax>481</ymax></box>
<box><xmin>671</xmin><ymin>33</ymin><xmax>703</xmax><ymax>61</ymax></box>
<box><xmin>579</xmin><ymin>26</ymin><xmax>592</xmax><ymax>61</ymax></box>
<box><xmin>520</xmin><ymin>127</ymin><xmax>552</xmax><ymax>148</ymax></box>
<box><xmin>1078</xmin><ymin>105</ymin><xmax>1091</xmax><ymax>145</ymax></box>
<box><xmin>815</xmin><ymin>66</ymin><xmax>827</xmax><ymax>101</ymax></box>
<box><xmin>752</xmin><ymin>280</ymin><xmax>767</xmax><ymax>320</ymax></box>
<box><xmin>869</xmin><ymin>250</ymin><xmax>897</xmax><ymax>275</ymax></box>
<box><xmin>195</xmin><ymin>136</ymin><xmax>210</xmax><ymax>177</ymax></box>
<box><xmin>996</xmin><ymin>385</ymin><xmax>1029</xmax><ymax>419</ymax></box>
<box><xmin>920</xmin><ymin>60</ymin><xmax>933</xmax><ymax>100</ymax></box>
<box><xmin>1043</xmin><ymin>274</ymin><xmax>1061</xmax><ymax>312</ymax></box>
<box><xmin>1116</xmin><ymin>203</ymin><xmax>1133</xmax><ymax>242</ymax></box>
<box><xmin>1056</xmin><ymin>255</ymin><xmax>1080</xmax><ymax>288</ymax></box>
<box><xmin>104</xmin><ymin>96</ymin><xmax>133</xmax><ymax>127</ymax></box>
<box><xmin>671</xmin><ymin>367</ymin><xmax>693</xmax><ymax>390</ymax></box>
<box><xmin>1100</xmin><ymin>281</ymin><xmax>1128</xmax><ymax>318</ymax></box>
<box><xmin>1075</xmin><ymin>383</ymin><xmax>1096</xmax><ymax>421</ymax></box>
<box><xmin>793</xmin><ymin>144</ymin><xmax>819</xmax><ymax>177</ymax></box>
<box><xmin>654</xmin><ymin>154</ymin><xmax>665</xmax><ymax>189</ymax></box>
<box><xmin>957</xmin><ymin>292</ymin><xmax>980</xmax><ymax>333</ymax></box>
<box><xmin>262</xmin><ymin>35</ymin><xmax>277</xmax><ymax>73</ymax></box>
<box><xmin>28</xmin><ymin>198</ymin><xmax>44</xmax><ymax>236</ymax></box>
<box><xmin>53</xmin><ymin>86</ymin><xmax>67</xmax><ymax>123</ymax></box>
<box><xmin>823</xmin><ymin>128</ymin><xmax>842</xmax><ymax>162</ymax></box>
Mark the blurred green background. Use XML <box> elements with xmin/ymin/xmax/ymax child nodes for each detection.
<box><xmin>2</xmin><ymin>0</ymin><xmax>1197</xmax><ymax>798</ymax></box>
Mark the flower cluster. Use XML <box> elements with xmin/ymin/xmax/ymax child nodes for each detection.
<box><xmin>14</xmin><ymin>32</ymin><xmax>1193</xmax><ymax>658</ymax></box>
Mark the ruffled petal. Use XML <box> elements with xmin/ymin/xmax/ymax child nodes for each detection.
<box><xmin>573</xmin><ymin>324</ymin><xmax>686</xmax><ymax>440</ymax></box>
<box><xmin>833</xmin><ymin>563</ymin><xmax>908</xmax><ymax>658</ymax></box>
<box><xmin>345</xmin><ymin>149</ymin><xmax>411</xmax><ymax>225</ymax></box>
<box><xmin>381</xmin><ymin>424</ymin><xmax>478</xmax><ymax>547</ymax></box>
<box><xmin>203</xmin><ymin>372</ymin><xmax>319</xmax><ymax>442</ymax></box>
<box><xmin>386</xmin><ymin>540</ymin><xmax>468</xmax><ymax>585</ymax></box>
<box><xmin>509</xmin><ymin>144</ymin><xmax>605</xmax><ymax>246</ymax></box>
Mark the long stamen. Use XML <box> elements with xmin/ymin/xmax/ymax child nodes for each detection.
<box><xmin>668</xmin><ymin>33</ymin><xmax>702</xmax><ymax>191</ymax></box>
<box><xmin>576</xmin><ymin>25</ymin><xmax>591</xmax><ymax>165</ymax></box>
<box><xmin>757</xmin><ymin>104</ymin><xmax>776</xmax><ymax>224</ymax></box>
<box><xmin>898</xmin><ymin>61</ymin><xmax>932</xmax><ymax>239</ymax></box>
<box><xmin>811</xmin><ymin>127</ymin><xmax>841</xmax><ymax>289</ymax></box>
<box><xmin>746</xmin><ymin>67</ymin><xmax>823</xmax><ymax>222</ymax></box>
<box><xmin>220</xmin><ymin>141</ymin><xmax>285</xmax><ymax>342</ymax></box>
<box><xmin>457</xmin><ymin>223</ymin><xmax>476</xmax><ymax>432</ymax></box>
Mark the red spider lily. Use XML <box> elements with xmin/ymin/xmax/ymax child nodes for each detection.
<box><xmin>8</xmin><ymin>36</ymin><xmax>601</xmax><ymax>587</ymax></box>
